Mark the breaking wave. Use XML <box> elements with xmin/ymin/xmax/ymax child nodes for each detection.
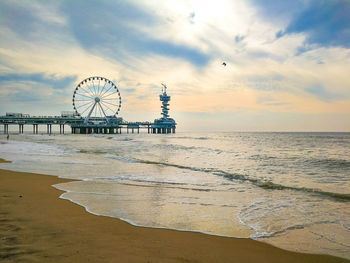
<box><xmin>305</xmin><ymin>158</ymin><xmax>350</xmax><ymax>169</ymax></box>
<box><xmin>124</xmin><ymin>158</ymin><xmax>350</xmax><ymax>202</ymax></box>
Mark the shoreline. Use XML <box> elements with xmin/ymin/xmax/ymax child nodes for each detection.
<box><xmin>0</xmin><ymin>158</ymin><xmax>349</xmax><ymax>262</ymax></box>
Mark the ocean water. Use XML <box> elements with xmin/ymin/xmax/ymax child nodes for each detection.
<box><xmin>0</xmin><ymin>132</ymin><xmax>349</xmax><ymax>259</ymax></box>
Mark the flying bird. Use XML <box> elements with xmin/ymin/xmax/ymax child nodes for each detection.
<box><xmin>222</xmin><ymin>62</ymin><xmax>227</xmax><ymax>66</ymax></box>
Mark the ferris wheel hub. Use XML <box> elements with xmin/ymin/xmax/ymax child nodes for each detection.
<box><xmin>95</xmin><ymin>97</ymin><xmax>100</xmax><ymax>102</ymax></box>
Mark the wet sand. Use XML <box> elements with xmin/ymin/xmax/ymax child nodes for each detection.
<box><xmin>0</xmin><ymin>158</ymin><xmax>349</xmax><ymax>263</ymax></box>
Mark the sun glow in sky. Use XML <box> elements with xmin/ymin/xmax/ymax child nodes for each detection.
<box><xmin>0</xmin><ymin>0</ymin><xmax>349</xmax><ymax>131</ymax></box>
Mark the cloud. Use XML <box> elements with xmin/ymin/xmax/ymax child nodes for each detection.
<box><xmin>0</xmin><ymin>2</ymin><xmax>40</xmax><ymax>37</ymax></box>
<box><xmin>59</xmin><ymin>0</ymin><xmax>210</xmax><ymax>67</ymax></box>
<box><xmin>305</xmin><ymin>83</ymin><xmax>344</xmax><ymax>101</ymax></box>
<box><xmin>0</xmin><ymin>73</ymin><xmax>77</xmax><ymax>116</ymax></box>
<box><xmin>234</xmin><ymin>35</ymin><xmax>245</xmax><ymax>43</ymax></box>
<box><xmin>0</xmin><ymin>73</ymin><xmax>77</xmax><ymax>90</ymax></box>
<box><xmin>123</xmin><ymin>88</ymin><xmax>136</xmax><ymax>94</ymax></box>
<box><xmin>253</xmin><ymin>0</ymin><xmax>350</xmax><ymax>48</ymax></box>
<box><xmin>285</xmin><ymin>0</ymin><xmax>350</xmax><ymax>48</ymax></box>
<box><xmin>0</xmin><ymin>1</ymin><xmax>66</xmax><ymax>40</ymax></box>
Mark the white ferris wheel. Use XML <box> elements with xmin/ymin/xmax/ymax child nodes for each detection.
<box><xmin>72</xmin><ymin>77</ymin><xmax>121</xmax><ymax>122</ymax></box>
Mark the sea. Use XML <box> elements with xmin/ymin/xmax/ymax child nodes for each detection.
<box><xmin>0</xmin><ymin>131</ymin><xmax>349</xmax><ymax>259</ymax></box>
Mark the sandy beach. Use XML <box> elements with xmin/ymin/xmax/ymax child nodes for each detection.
<box><xmin>0</xmin><ymin>158</ymin><xmax>349</xmax><ymax>263</ymax></box>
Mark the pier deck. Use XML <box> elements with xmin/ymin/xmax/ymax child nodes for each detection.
<box><xmin>0</xmin><ymin>116</ymin><xmax>175</xmax><ymax>134</ymax></box>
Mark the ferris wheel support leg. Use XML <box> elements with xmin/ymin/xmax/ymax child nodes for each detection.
<box><xmin>84</xmin><ymin>102</ymin><xmax>97</xmax><ymax>124</ymax></box>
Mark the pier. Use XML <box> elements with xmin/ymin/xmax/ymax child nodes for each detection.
<box><xmin>0</xmin><ymin>77</ymin><xmax>176</xmax><ymax>135</ymax></box>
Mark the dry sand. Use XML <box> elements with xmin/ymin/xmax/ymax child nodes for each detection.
<box><xmin>0</xmin><ymin>158</ymin><xmax>349</xmax><ymax>263</ymax></box>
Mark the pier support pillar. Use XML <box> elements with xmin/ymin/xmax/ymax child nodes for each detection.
<box><xmin>172</xmin><ymin>128</ymin><xmax>175</xmax><ymax>133</ymax></box>
<box><xmin>4</xmin><ymin>124</ymin><xmax>8</xmax><ymax>134</ymax></box>
<box><xmin>18</xmin><ymin>124</ymin><xmax>24</xmax><ymax>134</ymax></box>
<box><xmin>60</xmin><ymin>124</ymin><xmax>64</xmax><ymax>134</ymax></box>
<box><xmin>46</xmin><ymin>124</ymin><xmax>52</xmax><ymax>134</ymax></box>
<box><xmin>137</xmin><ymin>127</ymin><xmax>139</xmax><ymax>134</ymax></box>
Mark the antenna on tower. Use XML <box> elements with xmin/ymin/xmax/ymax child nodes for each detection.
<box><xmin>161</xmin><ymin>83</ymin><xmax>167</xmax><ymax>93</ymax></box>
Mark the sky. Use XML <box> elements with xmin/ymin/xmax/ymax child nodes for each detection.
<box><xmin>0</xmin><ymin>0</ymin><xmax>349</xmax><ymax>131</ymax></box>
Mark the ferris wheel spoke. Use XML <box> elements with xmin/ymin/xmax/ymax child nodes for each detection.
<box><xmin>95</xmin><ymin>79</ymin><xmax>100</xmax><ymax>96</ymax></box>
<box><xmin>75</xmin><ymin>92</ymin><xmax>95</xmax><ymax>99</ymax></box>
<box><xmin>74</xmin><ymin>99</ymin><xmax>92</xmax><ymax>102</ymax></box>
<box><xmin>97</xmin><ymin>80</ymin><xmax>107</xmax><ymax>97</ymax></box>
<box><xmin>100</xmin><ymin>101</ymin><xmax>114</xmax><ymax>113</ymax></box>
<box><xmin>100</xmin><ymin>84</ymin><xmax>115</xmax><ymax>98</ymax></box>
<box><xmin>101</xmin><ymin>91</ymin><xmax>118</xmax><ymax>99</ymax></box>
<box><xmin>83</xmin><ymin>84</ymin><xmax>96</xmax><ymax>97</ymax></box>
<box><xmin>86</xmin><ymin>84</ymin><xmax>96</xmax><ymax>97</ymax></box>
<box><xmin>83</xmin><ymin>81</ymin><xmax>97</xmax><ymax>96</ymax></box>
<box><xmin>93</xmin><ymin>79</ymin><xmax>99</xmax><ymax>95</ymax></box>
<box><xmin>96</xmin><ymin>102</ymin><xmax>106</xmax><ymax>118</ymax></box>
<box><xmin>102</xmin><ymin>100</ymin><xmax>119</xmax><ymax>107</ymax></box>
<box><xmin>80</xmin><ymin>103</ymin><xmax>94</xmax><ymax>115</ymax></box>
<box><xmin>92</xmin><ymin>80</ymin><xmax>99</xmax><ymax>96</ymax></box>
<box><xmin>75</xmin><ymin>105</ymin><xmax>92</xmax><ymax>114</ymax></box>
<box><xmin>95</xmin><ymin>79</ymin><xmax>101</xmax><ymax>95</ymax></box>
<box><xmin>76</xmin><ymin>101</ymin><xmax>94</xmax><ymax>109</ymax></box>
<box><xmin>100</xmin><ymin>101</ymin><xmax>116</xmax><ymax>115</ymax></box>
<box><xmin>98</xmin><ymin>102</ymin><xmax>110</xmax><ymax>118</ymax></box>
<box><xmin>103</xmin><ymin>98</ymin><xmax>120</xmax><ymax>101</ymax></box>
<box><xmin>79</xmin><ymin>84</ymin><xmax>95</xmax><ymax>97</ymax></box>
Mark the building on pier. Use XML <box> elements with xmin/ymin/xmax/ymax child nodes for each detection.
<box><xmin>151</xmin><ymin>84</ymin><xmax>176</xmax><ymax>134</ymax></box>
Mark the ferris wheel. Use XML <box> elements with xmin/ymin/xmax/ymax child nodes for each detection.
<box><xmin>72</xmin><ymin>77</ymin><xmax>121</xmax><ymax>122</ymax></box>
